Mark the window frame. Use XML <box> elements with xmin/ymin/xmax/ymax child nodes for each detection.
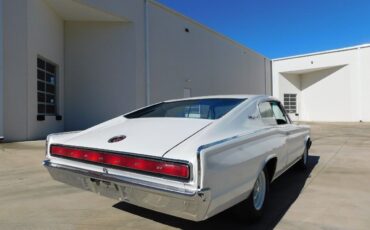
<box><xmin>283</xmin><ymin>93</ymin><xmax>297</xmax><ymax>114</ymax></box>
<box><xmin>37</xmin><ymin>56</ymin><xmax>58</xmax><ymax>117</ymax></box>
<box><xmin>270</xmin><ymin>101</ymin><xmax>290</xmax><ymax>125</ymax></box>
<box><xmin>124</xmin><ymin>98</ymin><xmax>246</xmax><ymax>120</ymax></box>
<box><xmin>258</xmin><ymin>99</ymin><xmax>291</xmax><ymax>126</ymax></box>
<box><xmin>258</xmin><ymin>101</ymin><xmax>277</xmax><ymax>126</ymax></box>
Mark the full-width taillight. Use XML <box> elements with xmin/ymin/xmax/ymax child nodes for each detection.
<box><xmin>50</xmin><ymin>145</ymin><xmax>190</xmax><ymax>180</ymax></box>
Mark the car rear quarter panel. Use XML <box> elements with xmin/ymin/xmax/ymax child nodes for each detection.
<box><xmin>289</xmin><ymin>125</ymin><xmax>310</xmax><ymax>160</ymax></box>
<box><xmin>199</xmin><ymin>128</ymin><xmax>286</xmax><ymax>218</ymax></box>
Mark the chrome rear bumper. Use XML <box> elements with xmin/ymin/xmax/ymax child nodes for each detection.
<box><xmin>43</xmin><ymin>160</ymin><xmax>211</xmax><ymax>221</ymax></box>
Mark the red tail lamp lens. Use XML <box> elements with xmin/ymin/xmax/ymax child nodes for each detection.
<box><xmin>50</xmin><ymin>145</ymin><xmax>189</xmax><ymax>179</ymax></box>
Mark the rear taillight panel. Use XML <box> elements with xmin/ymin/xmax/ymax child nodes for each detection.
<box><xmin>50</xmin><ymin>145</ymin><xmax>190</xmax><ymax>180</ymax></box>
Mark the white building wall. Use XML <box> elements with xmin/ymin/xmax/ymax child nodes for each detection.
<box><xmin>300</xmin><ymin>66</ymin><xmax>351</xmax><ymax>121</ymax></box>
<box><xmin>64</xmin><ymin>21</ymin><xmax>138</xmax><ymax>130</ymax></box>
<box><xmin>27</xmin><ymin>0</ymin><xmax>64</xmax><ymax>139</ymax></box>
<box><xmin>76</xmin><ymin>0</ymin><xmax>147</xmax><ymax>108</ymax></box>
<box><xmin>64</xmin><ymin>0</ymin><xmax>271</xmax><ymax>131</ymax></box>
<box><xmin>273</xmin><ymin>45</ymin><xmax>370</xmax><ymax>122</ymax></box>
<box><xmin>148</xmin><ymin>2</ymin><xmax>271</xmax><ymax>103</ymax></box>
<box><xmin>278</xmin><ymin>72</ymin><xmax>301</xmax><ymax>120</ymax></box>
<box><xmin>2</xmin><ymin>0</ymin><xmax>65</xmax><ymax>141</ymax></box>
<box><xmin>361</xmin><ymin>48</ymin><xmax>370</xmax><ymax>120</ymax></box>
<box><xmin>3</xmin><ymin>0</ymin><xmax>28</xmax><ymax>140</ymax></box>
<box><xmin>0</xmin><ymin>0</ymin><xmax>3</xmax><ymax>139</ymax></box>
<box><xmin>1</xmin><ymin>0</ymin><xmax>271</xmax><ymax>140</ymax></box>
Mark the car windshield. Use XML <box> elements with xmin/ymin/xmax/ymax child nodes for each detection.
<box><xmin>125</xmin><ymin>98</ymin><xmax>246</xmax><ymax>120</ymax></box>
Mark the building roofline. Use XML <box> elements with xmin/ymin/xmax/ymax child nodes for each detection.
<box><xmin>149</xmin><ymin>0</ymin><xmax>267</xmax><ymax>59</ymax></box>
<box><xmin>273</xmin><ymin>44</ymin><xmax>370</xmax><ymax>62</ymax></box>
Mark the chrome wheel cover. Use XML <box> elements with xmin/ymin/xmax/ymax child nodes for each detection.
<box><xmin>253</xmin><ymin>171</ymin><xmax>266</xmax><ymax>210</ymax></box>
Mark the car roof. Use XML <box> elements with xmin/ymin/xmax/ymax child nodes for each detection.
<box><xmin>164</xmin><ymin>94</ymin><xmax>262</xmax><ymax>103</ymax></box>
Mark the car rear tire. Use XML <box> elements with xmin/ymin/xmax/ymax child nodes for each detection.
<box><xmin>234</xmin><ymin>168</ymin><xmax>270</xmax><ymax>222</ymax></box>
<box><xmin>297</xmin><ymin>146</ymin><xmax>309</xmax><ymax>170</ymax></box>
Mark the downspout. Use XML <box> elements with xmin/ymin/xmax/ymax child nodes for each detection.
<box><xmin>0</xmin><ymin>0</ymin><xmax>4</xmax><ymax>140</ymax></box>
<box><xmin>357</xmin><ymin>46</ymin><xmax>363</xmax><ymax>122</ymax></box>
<box><xmin>269</xmin><ymin>59</ymin><xmax>273</xmax><ymax>96</ymax></box>
<box><xmin>263</xmin><ymin>58</ymin><xmax>267</xmax><ymax>95</ymax></box>
<box><xmin>144</xmin><ymin>0</ymin><xmax>150</xmax><ymax>105</ymax></box>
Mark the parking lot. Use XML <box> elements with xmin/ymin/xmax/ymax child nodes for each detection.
<box><xmin>1</xmin><ymin>122</ymin><xmax>370</xmax><ymax>230</ymax></box>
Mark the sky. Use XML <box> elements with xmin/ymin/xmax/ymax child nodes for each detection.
<box><xmin>157</xmin><ymin>0</ymin><xmax>370</xmax><ymax>59</ymax></box>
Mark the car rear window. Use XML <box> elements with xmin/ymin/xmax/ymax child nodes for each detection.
<box><xmin>125</xmin><ymin>98</ymin><xmax>246</xmax><ymax>120</ymax></box>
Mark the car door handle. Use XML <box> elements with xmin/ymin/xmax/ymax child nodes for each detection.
<box><xmin>286</xmin><ymin>132</ymin><xmax>291</xmax><ymax>135</ymax></box>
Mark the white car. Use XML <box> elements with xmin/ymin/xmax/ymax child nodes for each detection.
<box><xmin>43</xmin><ymin>95</ymin><xmax>311</xmax><ymax>222</ymax></box>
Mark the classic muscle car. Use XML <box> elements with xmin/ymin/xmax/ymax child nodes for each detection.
<box><xmin>43</xmin><ymin>95</ymin><xmax>311</xmax><ymax>221</ymax></box>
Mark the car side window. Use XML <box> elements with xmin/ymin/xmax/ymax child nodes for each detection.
<box><xmin>271</xmin><ymin>102</ymin><xmax>289</xmax><ymax>125</ymax></box>
<box><xmin>259</xmin><ymin>102</ymin><xmax>277</xmax><ymax>125</ymax></box>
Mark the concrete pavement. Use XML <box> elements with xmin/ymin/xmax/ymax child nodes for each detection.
<box><xmin>0</xmin><ymin>123</ymin><xmax>369</xmax><ymax>229</ymax></box>
<box><xmin>275</xmin><ymin>122</ymin><xmax>370</xmax><ymax>230</ymax></box>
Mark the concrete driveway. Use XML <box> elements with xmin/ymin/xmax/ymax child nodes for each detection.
<box><xmin>0</xmin><ymin>123</ymin><xmax>369</xmax><ymax>229</ymax></box>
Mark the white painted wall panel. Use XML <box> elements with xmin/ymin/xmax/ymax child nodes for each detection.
<box><xmin>27</xmin><ymin>0</ymin><xmax>64</xmax><ymax>139</ymax></box>
<box><xmin>64</xmin><ymin>22</ymin><xmax>137</xmax><ymax>130</ymax></box>
<box><xmin>361</xmin><ymin>48</ymin><xmax>370</xmax><ymax>121</ymax></box>
<box><xmin>77</xmin><ymin>0</ymin><xmax>147</xmax><ymax>108</ymax></box>
<box><xmin>3</xmin><ymin>0</ymin><xmax>28</xmax><ymax>141</ymax></box>
<box><xmin>148</xmin><ymin>2</ymin><xmax>270</xmax><ymax>103</ymax></box>
<box><xmin>0</xmin><ymin>0</ymin><xmax>3</xmax><ymax>139</ymax></box>
<box><xmin>279</xmin><ymin>73</ymin><xmax>301</xmax><ymax>120</ymax></box>
<box><xmin>1</xmin><ymin>0</ymin><xmax>272</xmax><ymax>140</ymax></box>
<box><xmin>273</xmin><ymin>45</ymin><xmax>370</xmax><ymax>122</ymax></box>
<box><xmin>300</xmin><ymin>66</ymin><xmax>351</xmax><ymax>121</ymax></box>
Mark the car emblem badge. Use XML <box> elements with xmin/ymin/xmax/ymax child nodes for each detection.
<box><xmin>108</xmin><ymin>135</ymin><xmax>126</xmax><ymax>143</ymax></box>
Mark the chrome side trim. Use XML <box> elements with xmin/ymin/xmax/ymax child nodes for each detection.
<box><xmin>196</xmin><ymin>128</ymin><xmax>273</xmax><ymax>188</ymax></box>
<box><xmin>43</xmin><ymin>160</ymin><xmax>198</xmax><ymax>197</ymax></box>
<box><xmin>197</xmin><ymin>150</ymin><xmax>201</xmax><ymax>189</ymax></box>
<box><xmin>198</xmin><ymin>136</ymin><xmax>239</xmax><ymax>152</ymax></box>
<box><xmin>197</xmin><ymin>128</ymin><xmax>272</xmax><ymax>154</ymax></box>
<box><xmin>196</xmin><ymin>135</ymin><xmax>238</xmax><ymax>189</ymax></box>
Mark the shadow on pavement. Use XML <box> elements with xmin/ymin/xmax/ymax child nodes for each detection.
<box><xmin>114</xmin><ymin>155</ymin><xmax>320</xmax><ymax>230</ymax></box>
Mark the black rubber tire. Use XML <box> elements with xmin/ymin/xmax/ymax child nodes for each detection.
<box><xmin>297</xmin><ymin>146</ymin><xmax>309</xmax><ymax>170</ymax></box>
<box><xmin>233</xmin><ymin>168</ymin><xmax>270</xmax><ymax>222</ymax></box>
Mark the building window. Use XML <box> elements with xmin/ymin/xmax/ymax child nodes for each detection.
<box><xmin>284</xmin><ymin>94</ymin><xmax>297</xmax><ymax>114</ymax></box>
<box><xmin>37</xmin><ymin>57</ymin><xmax>57</xmax><ymax>116</ymax></box>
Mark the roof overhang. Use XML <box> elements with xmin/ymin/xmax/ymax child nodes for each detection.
<box><xmin>273</xmin><ymin>44</ymin><xmax>370</xmax><ymax>62</ymax></box>
<box><xmin>280</xmin><ymin>65</ymin><xmax>347</xmax><ymax>75</ymax></box>
<box><xmin>45</xmin><ymin>0</ymin><xmax>128</xmax><ymax>22</ymax></box>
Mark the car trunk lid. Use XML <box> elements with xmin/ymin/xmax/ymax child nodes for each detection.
<box><xmin>61</xmin><ymin>117</ymin><xmax>212</xmax><ymax>157</ymax></box>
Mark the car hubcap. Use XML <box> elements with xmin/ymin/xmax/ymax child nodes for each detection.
<box><xmin>253</xmin><ymin>171</ymin><xmax>266</xmax><ymax>210</ymax></box>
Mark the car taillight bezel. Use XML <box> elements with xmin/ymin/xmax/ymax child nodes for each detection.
<box><xmin>49</xmin><ymin>144</ymin><xmax>191</xmax><ymax>181</ymax></box>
